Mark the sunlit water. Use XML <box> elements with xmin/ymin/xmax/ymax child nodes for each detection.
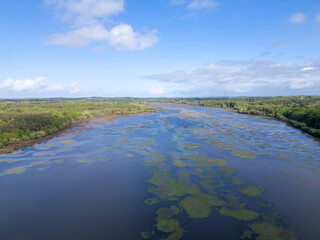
<box><xmin>0</xmin><ymin>105</ymin><xmax>319</xmax><ymax>240</ymax></box>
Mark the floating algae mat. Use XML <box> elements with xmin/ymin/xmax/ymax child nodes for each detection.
<box><xmin>0</xmin><ymin>105</ymin><xmax>319</xmax><ymax>239</ymax></box>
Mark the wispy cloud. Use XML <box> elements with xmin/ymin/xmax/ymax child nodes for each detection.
<box><xmin>145</xmin><ymin>60</ymin><xmax>320</xmax><ymax>96</ymax></box>
<box><xmin>289</xmin><ymin>12</ymin><xmax>306</xmax><ymax>24</ymax></box>
<box><xmin>170</xmin><ymin>0</ymin><xmax>219</xmax><ymax>10</ymax></box>
<box><xmin>45</xmin><ymin>0</ymin><xmax>158</xmax><ymax>51</ymax></box>
<box><xmin>316</xmin><ymin>13</ymin><xmax>320</xmax><ymax>23</ymax></box>
<box><xmin>0</xmin><ymin>77</ymin><xmax>82</xmax><ymax>94</ymax></box>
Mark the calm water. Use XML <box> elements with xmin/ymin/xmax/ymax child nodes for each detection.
<box><xmin>0</xmin><ymin>105</ymin><xmax>320</xmax><ymax>240</ymax></box>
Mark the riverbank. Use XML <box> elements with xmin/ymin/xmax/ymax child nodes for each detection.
<box><xmin>150</xmin><ymin>102</ymin><xmax>320</xmax><ymax>140</ymax></box>
<box><xmin>0</xmin><ymin>112</ymin><xmax>153</xmax><ymax>154</ymax></box>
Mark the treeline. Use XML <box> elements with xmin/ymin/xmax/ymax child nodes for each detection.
<box><xmin>146</xmin><ymin>96</ymin><xmax>320</xmax><ymax>138</ymax></box>
<box><xmin>0</xmin><ymin>98</ymin><xmax>157</xmax><ymax>148</ymax></box>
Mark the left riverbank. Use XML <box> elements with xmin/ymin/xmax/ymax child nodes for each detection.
<box><xmin>0</xmin><ymin>98</ymin><xmax>160</xmax><ymax>154</ymax></box>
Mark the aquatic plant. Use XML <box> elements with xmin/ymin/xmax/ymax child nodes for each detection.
<box><xmin>174</xmin><ymin>160</ymin><xmax>186</xmax><ymax>168</ymax></box>
<box><xmin>0</xmin><ymin>166</ymin><xmax>26</xmax><ymax>176</ymax></box>
<box><xmin>185</xmin><ymin>143</ymin><xmax>201</xmax><ymax>150</ymax></box>
<box><xmin>155</xmin><ymin>206</ymin><xmax>185</xmax><ymax>240</ymax></box>
<box><xmin>233</xmin><ymin>152</ymin><xmax>256</xmax><ymax>158</ymax></box>
<box><xmin>144</xmin><ymin>198</ymin><xmax>159</xmax><ymax>205</ymax></box>
<box><xmin>218</xmin><ymin>205</ymin><xmax>259</xmax><ymax>221</ymax></box>
<box><xmin>238</xmin><ymin>186</ymin><xmax>265</xmax><ymax>197</ymax></box>
<box><xmin>181</xmin><ymin>194</ymin><xmax>224</xmax><ymax>218</ymax></box>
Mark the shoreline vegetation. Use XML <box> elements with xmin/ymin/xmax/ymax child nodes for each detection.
<box><xmin>146</xmin><ymin>96</ymin><xmax>320</xmax><ymax>139</ymax></box>
<box><xmin>1</xmin><ymin>96</ymin><xmax>319</xmax><ymax>153</ymax></box>
<box><xmin>0</xmin><ymin>98</ymin><xmax>159</xmax><ymax>153</ymax></box>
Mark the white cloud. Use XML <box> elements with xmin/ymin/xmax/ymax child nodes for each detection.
<box><xmin>108</xmin><ymin>24</ymin><xmax>158</xmax><ymax>51</ymax></box>
<box><xmin>0</xmin><ymin>77</ymin><xmax>82</xmax><ymax>94</ymax></box>
<box><xmin>289</xmin><ymin>12</ymin><xmax>306</xmax><ymax>23</ymax></box>
<box><xmin>0</xmin><ymin>77</ymin><xmax>48</xmax><ymax>92</ymax></box>
<box><xmin>47</xmin><ymin>24</ymin><xmax>109</xmax><ymax>46</ymax></box>
<box><xmin>187</xmin><ymin>0</ymin><xmax>219</xmax><ymax>10</ymax></box>
<box><xmin>45</xmin><ymin>0</ymin><xmax>158</xmax><ymax>50</ymax></box>
<box><xmin>316</xmin><ymin>13</ymin><xmax>320</xmax><ymax>23</ymax></box>
<box><xmin>145</xmin><ymin>60</ymin><xmax>320</xmax><ymax>95</ymax></box>
<box><xmin>44</xmin><ymin>0</ymin><xmax>124</xmax><ymax>26</ymax></box>
<box><xmin>170</xmin><ymin>0</ymin><xmax>218</xmax><ymax>10</ymax></box>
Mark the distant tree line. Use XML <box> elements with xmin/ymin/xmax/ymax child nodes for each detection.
<box><xmin>0</xmin><ymin>98</ymin><xmax>157</xmax><ymax>148</ymax></box>
<box><xmin>145</xmin><ymin>96</ymin><xmax>320</xmax><ymax>138</ymax></box>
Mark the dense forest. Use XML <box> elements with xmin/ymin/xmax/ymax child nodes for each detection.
<box><xmin>0</xmin><ymin>98</ymin><xmax>157</xmax><ymax>149</ymax></box>
<box><xmin>146</xmin><ymin>96</ymin><xmax>320</xmax><ymax>138</ymax></box>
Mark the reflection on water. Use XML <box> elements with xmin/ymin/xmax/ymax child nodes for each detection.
<box><xmin>0</xmin><ymin>105</ymin><xmax>319</xmax><ymax>240</ymax></box>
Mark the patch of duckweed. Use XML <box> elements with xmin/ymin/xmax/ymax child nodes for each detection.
<box><xmin>96</xmin><ymin>156</ymin><xmax>108</xmax><ymax>162</ymax></box>
<box><xmin>180</xmin><ymin>194</ymin><xmax>225</xmax><ymax>218</ymax></box>
<box><xmin>219</xmin><ymin>165</ymin><xmax>236</xmax><ymax>175</ymax></box>
<box><xmin>140</xmin><ymin>231</ymin><xmax>152</xmax><ymax>239</ymax></box>
<box><xmin>148</xmin><ymin>170</ymin><xmax>185</xmax><ymax>199</ymax></box>
<box><xmin>177</xmin><ymin>171</ymin><xmax>200</xmax><ymax>195</ymax></box>
<box><xmin>233</xmin><ymin>152</ymin><xmax>256</xmax><ymax>158</ymax></box>
<box><xmin>231</xmin><ymin>177</ymin><xmax>246</xmax><ymax>185</ymax></box>
<box><xmin>32</xmin><ymin>151</ymin><xmax>55</xmax><ymax>157</ymax></box>
<box><xmin>245</xmin><ymin>222</ymin><xmax>298</xmax><ymax>240</ymax></box>
<box><xmin>144</xmin><ymin>198</ymin><xmax>159</xmax><ymax>205</ymax></box>
<box><xmin>174</xmin><ymin>160</ymin><xmax>186</xmax><ymax>168</ymax></box>
<box><xmin>1</xmin><ymin>166</ymin><xmax>26</xmax><ymax>176</ymax></box>
<box><xmin>241</xmin><ymin>230</ymin><xmax>253</xmax><ymax>239</ymax></box>
<box><xmin>188</xmin><ymin>156</ymin><xmax>226</xmax><ymax>167</ymax></box>
<box><xmin>238</xmin><ymin>186</ymin><xmax>265</xmax><ymax>197</ymax></box>
<box><xmin>126</xmin><ymin>154</ymin><xmax>134</xmax><ymax>158</ymax></box>
<box><xmin>198</xmin><ymin>180</ymin><xmax>225</xmax><ymax>195</ymax></box>
<box><xmin>54</xmin><ymin>160</ymin><xmax>64</xmax><ymax>164</ymax></box>
<box><xmin>185</xmin><ymin>143</ymin><xmax>201</xmax><ymax>150</ymax></box>
<box><xmin>30</xmin><ymin>161</ymin><xmax>51</xmax><ymax>166</ymax></box>
<box><xmin>156</xmin><ymin>206</ymin><xmax>185</xmax><ymax>240</ymax></box>
<box><xmin>148</xmin><ymin>170</ymin><xmax>200</xmax><ymax>200</ymax></box>
<box><xmin>181</xmin><ymin>152</ymin><xmax>197</xmax><ymax>156</ymax></box>
<box><xmin>210</xmin><ymin>141</ymin><xmax>241</xmax><ymax>151</ymax></box>
<box><xmin>141</xmin><ymin>140</ymin><xmax>153</xmax><ymax>146</ymax></box>
<box><xmin>218</xmin><ymin>205</ymin><xmax>259</xmax><ymax>221</ymax></box>
<box><xmin>77</xmin><ymin>159</ymin><xmax>91</xmax><ymax>164</ymax></box>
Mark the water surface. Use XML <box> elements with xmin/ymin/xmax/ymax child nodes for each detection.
<box><xmin>0</xmin><ymin>105</ymin><xmax>320</xmax><ymax>240</ymax></box>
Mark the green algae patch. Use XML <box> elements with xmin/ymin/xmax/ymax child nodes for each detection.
<box><xmin>219</xmin><ymin>165</ymin><xmax>236</xmax><ymax>175</ymax></box>
<box><xmin>77</xmin><ymin>159</ymin><xmax>91</xmax><ymax>164</ymax></box>
<box><xmin>210</xmin><ymin>141</ymin><xmax>241</xmax><ymax>151</ymax></box>
<box><xmin>177</xmin><ymin>171</ymin><xmax>200</xmax><ymax>195</ymax></box>
<box><xmin>148</xmin><ymin>169</ymin><xmax>185</xmax><ymax>199</ymax></box>
<box><xmin>218</xmin><ymin>206</ymin><xmax>259</xmax><ymax>221</ymax></box>
<box><xmin>188</xmin><ymin>156</ymin><xmax>226</xmax><ymax>167</ymax></box>
<box><xmin>30</xmin><ymin>161</ymin><xmax>51</xmax><ymax>166</ymax></box>
<box><xmin>198</xmin><ymin>180</ymin><xmax>225</xmax><ymax>195</ymax></box>
<box><xmin>32</xmin><ymin>151</ymin><xmax>55</xmax><ymax>157</ymax></box>
<box><xmin>233</xmin><ymin>152</ymin><xmax>256</xmax><ymax>158</ymax></box>
<box><xmin>126</xmin><ymin>154</ymin><xmax>134</xmax><ymax>158</ymax></box>
<box><xmin>185</xmin><ymin>143</ymin><xmax>201</xmax><ymax>150</ymax></box>
<box><xmin>174</xmin><ymin>160</ymin><xmax>186</xmax><ymax>168</ymax></box>
<box><xmin>96</xmin><ymin>156</ymin><xmax>108</xmax><ymax>162</ymax></box>
<box><xmin>246</xmin><ymin>222</ymin><xmax>298</xmax><ymax>240</ymax></box>
<box><xmin>238</xmin><ymin>186</ymin><xmax>265</xmax><ymax>197</ymax></box>
<box><xmin>148</xmin><ymin>170</ymin><xmax>200</xmax><ymax>200</ymax></box>
<box><xmin>231</xmin><ymin>177</ymin><xmax>246</xmax><ymax>185</ymax></box>
<box><xmin>155</xmin><ymin>206</ymin><xmax>185</xmax><ymax>240</ymax></box>
<box><xmin>181</xmin><ymin>194</ymin><xmax>225</xmax><ymax>219</ymax></box>
<box><xmin>140</xmin><ymin>231</ymin><xmax>153</xmax><ymax>239</ymax></box>
<box><xmin>54</xmin><ymin>160</ymin><xmax>64</xmax><ymax>164</ymax></box>
<box><xmin>144</xmin><ymin>198</ymin><xmax>159</xmax><ymax>205</ymax></box>
<box><xmin>1</xmin><ymin>166</ymin><xmax>27</xmax><ymax>176</ymax></box>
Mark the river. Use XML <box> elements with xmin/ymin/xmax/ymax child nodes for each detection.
<box><xmin>0</xmin><ymin>105</ymin><xmax>319</xmax><ymax>240</ymax></box>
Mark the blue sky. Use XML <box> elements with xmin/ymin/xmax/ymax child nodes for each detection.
<box><xmin>1</xmin><ymin>0</ymin><xmax>320</xmax><ymax>98</ymax></box>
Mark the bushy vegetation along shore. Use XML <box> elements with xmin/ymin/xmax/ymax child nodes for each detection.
<box><xmin>147</xmin><ymin>96</ymin><xmax>320</xmax><ymax>138</ymax></box>
<box><xmin>0</xmin><ymin>98</ymin><xmax>158</xmax><ymax>149</ymax></box>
